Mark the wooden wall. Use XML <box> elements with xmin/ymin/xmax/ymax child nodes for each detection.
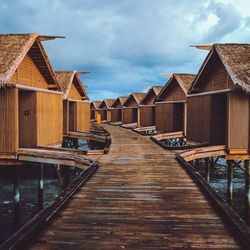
<box><xmin>0</xmin><ymin>88</ymin><xmax>18</xmax><ymax>153</ymax></box>
<box><xmin>19</xmin><ymin>91</ymin><xmax>37</xmax><ymax>148</ymax></box>
<box><xmin>187</xmin><ymin>95</ymin><xmax>211</xmax><ymax>143</ymax></box>
<box><xmin>122</xmin><ymin>108</ymin><xmax>138</xmax><ymax>124</ymax></box>
<box><xmin>107</xmin><ymin>110</ymin><xmax>111</xmax><ymax>122</ymax></box>
<box><xmin>9</xmin><ymin>54</ymin><xmax>48</xmax><ymax>89</ymax></box>
<box><xmin>111</xmin><ymin>109</ymin><xmax>122</xmax><ymax>122</ymax></box>
<box><xmin>161</xmin><ymin>79</ymin><xmax>186</xmax><ymax>101</ymax></box>
<box><xmin>68</xmin><ymin>81</ymin><xmax>82</xmax><ymax>100</ymax></box>
<box><xmin>90</xmin><ymin>110</ymin><xmax>95</xmax><ymax>120</ymax></box>
<box><xmin>76</xmin><ymin>102</ymin><xmax>90</xmax><ymax>132</ymax></box>
<box><xmin>140</xmin><ymin>106</ymin><xmax>155</xmax><ymax>127</ymax></box>
<box><xmin>63</xmin><ymin>100</ymin><xmax>69</xmax><ymax>135</ymax></box>
<box><xmin>196</xmin><ymin>52</ymin><xmax>234</xmax><ymax>93</ymax></box>
<box><xmin>227</xmin><ymin>92</ymin><xmax>249</xmax><ymax>149</ymax></box>
<box><xmin>36</xmin><ymin>92</ymin><xmax>63</xmax><ymax>146</ymax></box>
<box><xmin>155</xmin><ymin>103</ymin><xmax>173</xmax><ymax>132</ymax></box>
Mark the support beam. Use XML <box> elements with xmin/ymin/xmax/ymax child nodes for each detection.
<box><xmin>13</xmin><ymin>167</ymin><xmax>20</xmax><ymax>228</ymax></box>
<box><xmin>37</xmin><ymin>163</ymin><xmax>44</xmax><ymax>211</ymax></box>
<box><xmin>62</xmin><ymin>166</ymin><xmax>70</xmax><ymax>189</ymax></box>
<box><xmin>227</xmin><ymin>160</ymin><xmax>234</xmax><ymax>205</ymax></box>
<box><xmin>244</xmin><ymin>160</ymin><xmax>250</xmax><ymax>225</ymax></box>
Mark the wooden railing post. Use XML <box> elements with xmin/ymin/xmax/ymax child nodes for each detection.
<box><xmin>227</xmin><ymin>160</ymin><xmax>234</xmax><ymax>205</ymax></box>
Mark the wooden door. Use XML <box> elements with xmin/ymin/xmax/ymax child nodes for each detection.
<box><xmin>69</xmin><ymin>101</ymin><xmax>76</xmax><ymax>131</ymax></box>
<box><xmin>132</xmin><ymin>108</ymin><xmax>138</xmax><ymax>123</ymax></box>
<box><xmin>18</xmin><ymin>90</ymin><xmax>37</xmax><ymax>148</ymax></box>
<box><xmin>173</xmin><ymin>103</ymin><xmax>184</xmax><ymax>132</ymax></box>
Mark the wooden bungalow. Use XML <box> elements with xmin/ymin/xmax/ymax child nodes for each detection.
<box><xmin>0</xmin><ymin>33</ymin><xmax>63</xmax><ymax>159</ymax></box>
<box><xmin>155</xmin><ymin>74</ymin><xmax>195</xmax><ymax>134</ymax></box>
<box><xmin>55</xmin><ymin>71</ymin><xmax>90</xmax><ymax>135</ymax></box>
<box><xmin>122</xmin><ymin>93</ymin><xmax>146</xmax><ymax>126</ymax></box>
<box><xmin>99</xmin><ymin>99</ymin><xmax>115</xmax><ymax>123</ymax></box>
<box><xmin>90</xmin><ymin>101</ymin><xmax>102</xmax><ymax>121</ymax></box>
<box><xmin>187</xmin><ymin>44</ymin><xmax>250</xmax><ymax>156</ymax></box>
<box><xmin>139</xmin><ymin>86</ymin><xmax>162</xmax><ymax>127</ymax></box>
<box><xmin>110</xmin><ymin>96</ymin><xmax>127</xmax><ymax>124</ymax></box>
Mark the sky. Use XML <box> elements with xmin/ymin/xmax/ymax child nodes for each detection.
<box><xmin>0</xmin><ymin>0</ymin><xmax>250</xmax><ymax>100</ymax></box>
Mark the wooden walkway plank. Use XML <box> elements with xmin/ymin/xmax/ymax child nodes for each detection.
<box><xmin>27</xmin><ymin>125</ymin><xmax>242</xmax><ymax>249</ymax></box>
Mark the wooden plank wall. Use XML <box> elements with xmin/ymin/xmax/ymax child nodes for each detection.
<box><xmin>9</xmin><ymin>54</ymin><xmax>48</xmax><ymax>89</ymax></box>
<box><xmin>197</xmin><ymin>52</ymin><xmax>234</xmax><ymax>93</ymax></box>
<box><xmin>68</xmin><ymin>82</ymin><xmax>82</xmax><ymax>100</ymax></box>
<box><xmin>111</xmin><ymin>109</ymin><xmax>122</xmax><ymax>122</ymax></box>
<box><xmin>36</xmin><ymin>92</ymin><xmax>63</xmax><ymax>146</ymax></box>
<box><xmin>0</xmin><ymin>88</ymin><xmax>18</xmax><ymax>153</ymax></box>
<box><xmin>227</xmin><ymin>92</ymin><xmax>249</xmax><ymax>149</ymax></box>
<box><xmin>107</xmin><ymin>110</ymin><xmax>111</xmax><ymax>122</ymax></box>
<box><xmin>122</xmin><ymin>108</ymin><xmax>134</xmax><ymax>124</ymax></box>
<box><xmin>18</xmin><ymin>91</ymin><xmax>37</xmax><ymax>148</ymax></box>
<box><xmin>140</xmin><ymin>106</ymin><xmax>155</xmax><ymax>127</ymax></box>
<box><xmin>163</xmin><ymin>80</ymin><xmax>186</xmax><ymax>101</ymax></box>
<box><xmin>63</xmin><ymin>100</ymin><xmax>69</xmax><ymax>135</ymax></box>
<box><xmin>155</xmin><ymin>103</ymin><xmax>174</xmax><ymax>132</ymax></box>
<box><xmin>69</xmin><ymin>102</ymin><xmax>76</xmax><ymax>131</ymax></box>
<box><xmin>186</xmin><ymin>95</ymin><xmax>211</xmax><ymax>143</ymax></box>
<box><xmin>76</xmin><ymin>102</ymin><xmax>90</xmax><ymax>132</ymax></box>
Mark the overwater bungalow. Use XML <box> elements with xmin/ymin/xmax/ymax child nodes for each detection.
<box><xmin>99</xmin><ymin>99</ymin><xmax>115</xmax><ymax>123</ymax></box>
<box><xmin>139</xmin><ymin>86</ymin><xmax>162</xmax><ymax>128</ymax></box>
<box><xmin>90</xmin><ymin>101</ymin><xmax>102</xmax><ymax>121</ymax></box>
<box><xmin>155</xmin><ymin>74</ymin><xmax>195</xmax><ymax>134</ymax></box>
<box><xmin>55</xmin><ymin>71</ymin><xmax>90</xmax><ymax>135</ymax></box>
<box><xmin>0</xmin><ymin>33</ymin><xmax>63</xmax><ymax>160</ymax></box>
<box><xmin>110</xmin><ymin>96</ymin><xmax>127</xmax><ymax>125</ymax></box>
<box><xmin>187</xmin><ymin>44</ymin><xmax>250</xmax><ymax>157</ymax></box>
<box><xmin>122</xmin><ymin>92</ymin><xmax>146</xmax><ymax>128</ymax></box>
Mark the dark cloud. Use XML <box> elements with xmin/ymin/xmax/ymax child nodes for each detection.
<box><xmin>0</xmin><ymin>0</ymin><xmax>249</xmax><ymax>100</ymax></box>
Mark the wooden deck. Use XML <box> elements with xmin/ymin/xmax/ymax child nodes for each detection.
<box><xmin>27</xmin><ymin>125</ymin><xmax>242</xmax><ymax>249</ymax></box>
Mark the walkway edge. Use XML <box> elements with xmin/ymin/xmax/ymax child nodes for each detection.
<box><xmin>0</xmin><ymin>161</ymin><xmax>99</xmax><ymax>250</ymax></box>
<box><xmin>176</xmin><ymin>154</ymin><xmax>250</xmax><ymax>249</ymax></box>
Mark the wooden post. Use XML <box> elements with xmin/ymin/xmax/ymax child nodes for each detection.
<box><xmin>37</xmin><ymin>163</ymin><xmax>44</xmax><ymax>211</ymax></box>
<box><xmin>227</xmin><ymin>160</ymin><xmax>234</xmax><ymax>205</ymax></box>
<box><xmin>62</xmin><ymin>166</ymin><xmax>70</xmax><ymax>189</ymax></box>
<box><xmin>205</xmin><ymin>158</ymin><xmax>210</xmax><ymax>183</ymax></box>
<box><xmin>13</xmin><ymin>166</ymin><xmax>20</xmax><ymax>227</ymax></box>
<box><xmin>244</xmin><ymin>160</ymin><xmax>250</xmax><ymax>225</ymax></box>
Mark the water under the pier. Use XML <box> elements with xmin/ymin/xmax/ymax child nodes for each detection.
<box><xmin>0</xmin><ymin>164</ymin><xmax>81</xmax><ymax>244</ymax></box>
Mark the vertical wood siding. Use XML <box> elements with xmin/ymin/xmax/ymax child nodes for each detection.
<box><xmin>76</xmin><ymin>102</ymin><xmax>90</xmax><ymax>132</ymax></box>
<box><xmin>122</xmin><ymin>108</ymin><xmax>138</xmax><ymax>124</ymax></box>
<box><xmin>63</xmin><ymin>100</ymin><xmax>69</xmax><ymax>135</ymax></box>
<box><xmin>139</xmin><ymin>106</ymin><xmax>155</xmax><ymax>127</ymax></box>
<box><xmin>36</xmin><ymin>92</ymin><xmax>63</xmax><ymax>146</ymax></box>
<box><xmin>111</xmin><ymin>109</ymin><xmax>122</xmax><ymax>122</ymax></box>
<box><xmin>187</xmin><ymin>96</ymin><xmax>211</xmax><ymax>143</ymax></box>
<box><xmin>227</xmin><ymin>92</ymin><xmax>249</xmax><ymax>149</ymax></box>
<box><xmin>18</xmin><ymin>91</ymin><xmax>37</xmax><ymax>148</ymax></box>
<box><xmin>0</xmin><ymin>88</ymin><xmax>18</xmax><ymax>153</ymax></box>
<box><xmin>155</xmin><ymin>103</ymin><xmax>173</xmax><ymax>132</ymax></box>
<box><xmin>68</xmin><ymin>82</ymin><xmax>82</xmax><ymax>100</ymax></box>
<box><xmin>9</xmin><ymin>54</ymin><xmax>48</xmax><ymax>89</ymax></box>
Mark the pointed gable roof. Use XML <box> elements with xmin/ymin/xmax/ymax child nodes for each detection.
<box><xmin>91</xmin><ymin>101</ymin><xmax>102</xmax><ymax>109</ymax></box>
<box><xmin>123</xmin><ymin>92</ymin><xmax>147</xmax><ymax>107</ymax></box>
<box><xmin>0</xmin><ymin>33</ymin><xmax>60</xmax><ymax>89</ymax></box>
<box><xmin>189</xmin><ymin>43</ymin><xmax>250</xmax><ymax>93</ymax></box>
<box><xmin>55</xmin><ymin>70</ymin><xmax>88</xmax><ymax>100</ymax></box>
<box><xmin>111</xmin><ymin>96</ymin><xmax>128</xmax><ymax>108</ymax></box>
<box><xmin>141</xmin><ymin>86</ymin><xmax>163</xmax><ymax>105</ymax></box>
<box><xmin>156</xmin><ymin>74</ymin><xmax>195</xmax><ymax>101</ymax></box>
<box><xmin>99</xmin><ymin>99</ymin><xmax>116</xmax><ymax>109</ymax></box>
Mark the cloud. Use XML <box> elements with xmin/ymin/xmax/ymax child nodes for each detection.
<box><xmin>0</xmin><ymin>0</ymin><xmax>249</xmax><ymax>100</ymax></box>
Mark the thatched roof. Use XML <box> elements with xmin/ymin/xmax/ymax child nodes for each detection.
<box><xmin>55</xmin><ymin>70</ymin><xmax>88</xmax><ymax>100</ymax></box>
<box><xmin>0</xmin><ymin>33</ymin><xmax>60</xmax><ymax>89</ymax></box>
<box><xmin>100</xmin><ymin>99</ymin><xmax>116</xmax><ymax>109</ymax></box>
<box><xmin>111</xmin><ymin>96</ymin><xmax>128</xmax><ymax>108</ymax></box>
<box><xmin>156</xmin><ymin>74</ymin><xmax>195</xmax><ymax>101</ymax></box>
<box><xmin>190</xmin><ymin>43</ymin><xmax>250</xmax><ymax>93</ymax></box>
<box><xmin>124</xmin><ymin>92</ymin><xmax>147</xmax><ymax>107</ymax></box>
<box><xmin>141</xmin><ymin>86</ymin><xmax>163</xmax><ymax>105</ymax></box>
<box><xmin>91</xmin><ymin>101</ymin><xmax>102</xmax><ymax>109</ymax></box>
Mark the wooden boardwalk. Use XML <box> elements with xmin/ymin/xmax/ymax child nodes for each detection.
<box><xmin>28</xmin><ymin>125</ymin><xmax>241</xmax><ymax>249</ymax></box>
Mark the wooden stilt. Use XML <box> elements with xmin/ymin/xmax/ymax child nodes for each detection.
<box><xmin>244</xmin><ymin>160</ymin><xmax>250</xmax><ymax>225</ymax></box>
<box><xmin>37</xmin><ymin>163</ymin><xmax>44</xmax><ymax>211</ymax></box>
<box><xmin>13</xmin><ymin>166</ymin><xmax>20</xmax><ymax>227</ymax></box>
<box><xmin>227</xmin><ymin>160</ymin><xmax>234</xmax><ymax>205</ymax></box>
<box><xmin>62</xmin><ymin>166</ymin><xmax>70</xmax><ymax>189</ymax></box>
<box><xmin>205</xmin><ymin>158</ymin><xmax>210</xmax><ymax>182</ymax></box>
